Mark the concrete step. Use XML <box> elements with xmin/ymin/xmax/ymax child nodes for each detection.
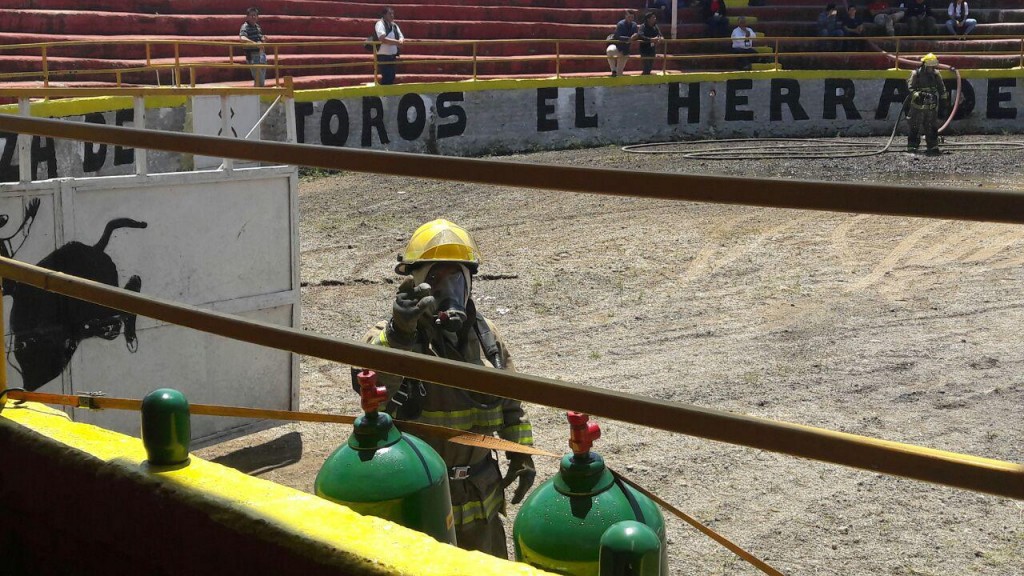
<box><xmin>0</xmin><ymin>10</ymin><xmax>634</xmax><ymax>39</ymax></box>
<box><xmin>0</xmin><ymin>0</ymin><xmax>629</xmax><ymax>22</ymax></box>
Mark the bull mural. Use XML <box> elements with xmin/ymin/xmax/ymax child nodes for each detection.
<box><xmin>2</xmin><ymin>201</ymin><xmax>147</xmax><ymax>391</ymax></box>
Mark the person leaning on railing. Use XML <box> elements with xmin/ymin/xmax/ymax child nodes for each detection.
<box><xmin>239</xmin><ymin>6</ymin><xmax>269</xmax><ymax>87</ymax></box>
<box><xmin>605</xmin><ymin>9</ymin><xmax>639</xmax><ymax>77</ymax></box>
<box><xmin>638</xmin><ymin>10</ymin><xmax>664</xmax><ymax>76</ymax></box>
<box><xmin>373</xmin><ymin>7</ymin><xmax>405</xmax><ymax>85</ymax></box>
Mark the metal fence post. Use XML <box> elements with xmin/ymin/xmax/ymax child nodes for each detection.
<box><xmin>135</xmin><ymin>96</ymin><xmax>148</xmax><ymax>176</ymax></box>
<box><xmin>221</xmin><ymin>95</ymin><xmax>233</xmax><ymax>172</ymax></box>
<box><xmin>18</xmin><ymin>99</ymin><xmax>31</xmax><ymax>183</ymax></box>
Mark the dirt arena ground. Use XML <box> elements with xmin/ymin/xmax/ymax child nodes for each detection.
<box><xmin>197</xmin><ymin>136</ymin><xmax>1023</xmax><ymax>575</ymax></box>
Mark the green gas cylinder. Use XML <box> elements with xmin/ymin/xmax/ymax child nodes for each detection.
<box><xmin>315</xmin><ymin>370</ymin><xmax>456</xmax><ymax>545</ymax></box>
<box><xmin>513</xmin><ymin>412</ymin><xmax>667</xmax><ymax>576</ymax></box>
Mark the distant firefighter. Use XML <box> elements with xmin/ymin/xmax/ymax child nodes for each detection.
<box><xmin>906</xmin><ymin>53</ymin><xmax>948</xmax><ymax>155</ymax></box>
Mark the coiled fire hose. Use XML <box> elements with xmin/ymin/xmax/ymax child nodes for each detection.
<box><xmin>1</xmin><ymin>387</ymin><xmax>784</xmax><ymax>576</ymax></box>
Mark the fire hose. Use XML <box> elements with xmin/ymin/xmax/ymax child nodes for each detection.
<box><xmin>1</xmin><ymin>388</ymin><xmax>784</xmax><ymax>576</ymax></box>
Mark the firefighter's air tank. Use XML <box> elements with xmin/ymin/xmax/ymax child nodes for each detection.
<box><xmin>315</xmin><ymin>370</ymin><xmax>456</xmax><ymax>545</ymax></box>
<box><xmin>513</xmin><ymin>412</ymin><xmax>667</xmax><ymax>576</ymax></box>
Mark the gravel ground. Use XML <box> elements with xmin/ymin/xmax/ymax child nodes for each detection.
<box><xmin>196</xmin><ymin>135</ymin><xmax>1024</xmax><ymax>576</ymax></box>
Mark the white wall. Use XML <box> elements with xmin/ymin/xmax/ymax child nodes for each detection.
<box><xmin>0</xmin><ymin>167</ymin><xmax>300</xmax><ymax>443</ymax></box>
<box><xmin>277</xmin><ymin>74</ymin><xmax>1024</xmax><ymax>155</ymax></box>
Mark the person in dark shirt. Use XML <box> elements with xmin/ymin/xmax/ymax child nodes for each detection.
<box><xmin>902</xmin><ymin>0</ymin><xmax>936</xmax><ymax>35</ymax></box>
<box><xmin>840</xmin><ymin>5</ymin><xmax>866</xmax><ymax>50</ymax></box>
<box><xmin>605</xmin><ymin>9</ymin><xmax>639</xmax><ymax>77</ymax></box>
<box><xmin>702</xmin><ymin>0</ymin><xmax>730</xmax><ymax>38</ymax></box>
<box><xmin>638</xmin><ymin>11</ymin><xmax>664</xmax><ymax>75</ymax></box>
<box><xmin>818</xmin><ymin>2</ymin><xmax>845</xmax><ymax>52</ymax></box>
<box><xmin>239</xmin><ymin>7</ymin><xmax>269</xmax><ymax>87</ymax></box>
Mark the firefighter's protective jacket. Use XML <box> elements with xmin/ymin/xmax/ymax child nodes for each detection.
<box><xmin>363</xmin><ymin>312</ymin><xmax>533</xmax><ymax>528</ymax></box>
<box><xmin>908</xmin><ymin>67</ymin><xmax>947</xmax><ymax>110</ymax></box>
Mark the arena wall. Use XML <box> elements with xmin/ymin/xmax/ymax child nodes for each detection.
<box><xmin>5</xmin><ymin>70</ymin><xmax>1023</xmax><ymax>181</ymax></box>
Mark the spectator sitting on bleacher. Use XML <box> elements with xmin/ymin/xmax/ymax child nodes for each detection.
<box><xmin>902</xmin><ymin>0</ymin><xmax>936</xmax><ymax>35</ymax></box>
<box><xmin>731</xmin><ymin>16</ymin><xmax>757</xmax><ymax>70</ymax></box>
<box><xmin>645</xmin><ymin>0</ymin><xmax>672</xmax><ymax>23</ymax></box>
<box><xmin>606</xmin><ymin>9</ymin><xmax>639</xmax><ymax>77</ymax></box>
<box><xmin>818</xmin><ymin>3</ymin><xmax>846</xmax><ymax>50</ymax></box>
<box><xmin>700</xmin><ymin>0</ymin><xmax>730</xmax><ymax>38</ymax></box>
<box><xmin>946</xmin><ymin>0</ymin><xmax>977</xmax><ymax>38</ymax></box>
<box><xmin>866</xmin><ymin>0</ymin><xmax>903</xmax><ymax>35</ymax></box>
<box><xmin>841</xmin><ymin>6</ymin><xmax>867</xmax><ymax>35</ymax></box>
<box><xmin>841</xmin><ymin>5</ymin><xmax>866</xmax><ymax>49</ymax></box>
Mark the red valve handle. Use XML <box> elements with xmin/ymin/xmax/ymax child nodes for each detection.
<box><xmin>358</xmin><ymin>370</ymin><xmax>388</xmax><ymax>414</ymax></box>
<box><xmin>567</xmin><ymin>411</ymin><xmax>601</xmax><ymax>456</ymax></box>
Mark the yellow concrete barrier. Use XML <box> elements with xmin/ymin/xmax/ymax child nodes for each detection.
<box><xmin>0</xmin><ymin>401</ymin><xmax>553</xmax><ymax>576</ymax></box>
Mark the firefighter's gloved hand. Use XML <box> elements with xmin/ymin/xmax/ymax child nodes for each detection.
<box><xmin>389</xmin><ymin>277</ymin><xmax>436</xmax><ymax>346</ymax></box>
<box><xmin>502</xmin><ymin>453</ymin><xmax>536</xmax><ymax>505</ymax></box>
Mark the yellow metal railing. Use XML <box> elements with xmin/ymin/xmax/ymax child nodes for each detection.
<box><xmin>2</xmin><ymin>36</ymin><xmax>1023</xmax><ymax>87</ymax></box>
<box><xmin>0</xmin><ymin>114</ymin><xmax>1022</xmax><ymax>503</ymax></box>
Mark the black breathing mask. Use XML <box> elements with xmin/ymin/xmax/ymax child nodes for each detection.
<box><xmin>424</xmin><ymin>263</ymin><xmax>470</xmax><ymax>333</ymax></box>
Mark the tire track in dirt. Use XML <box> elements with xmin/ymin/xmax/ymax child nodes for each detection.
<box><xmin>845</xmin><ymin>221</ymin><xmax>946</xmax><ymax>293</ymax></box>
<box><xmin>830</xmin><ymin>214</ymin><xmax>872</xmax><ymax>266</ymax></box>
<box><xmin>678</xmin><ymin>212</ymin><xmax>811</xmax><ymax>286</ymax></box>
<box><xmin>964</xmin><ymin>228</ymin><xmax>1024</xmax><ymax>263</ymax></box>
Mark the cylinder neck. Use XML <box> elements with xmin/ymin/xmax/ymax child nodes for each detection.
<box><xmin>350</xmin><ymin>411</ymin><xmax>402</xmax><ymax>450</ymax></box>
<box><xmin>554</xmin><ymin>451</ymin><xmax>615</xmax><ymax>496</ymax></box>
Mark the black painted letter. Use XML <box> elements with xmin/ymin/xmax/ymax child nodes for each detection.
<box><xmin>295</xmin><ymin>101</ymin><xmax>314</xmax><ymax>143</ymax></box>
<box><xmin>537</xmin><ymin>87</ymin><xmax>558</xmax><ymax>132</ymax></box>
<box><xmin>875</xmin><ymin>78</ymin><xmax>910</xmax><ymax>120</ymax></box>
<box><xmin>823</xmin><ymin>79</ymin><xmax>861</xmax><ymax>120</ymax></box>
<box><xmin>943</xmin><ymin>79</ymin><xmax>974</xmax><ymax>120</ymax></box>
<box><xmin>725</xmin><ymin>79</ymin><xmax>754</xmax><ymax>122</ymax></box>
<box><xmin>320</xmin><ymin>100</ymin><xmax>349</xmax><ymax>147</ymax></box>
<box><xmin>31</xmin><ymin>136</ymin><xmax>57</xmax><ymax>180</ymax></box>
<box><xmin>362</xmin><ymin>96</ymin><xmax>389</xmax><ymax>146</ymax></box>
<box><xmin>986</xmin><ymin>78</ymin><xmax>1017</xmax><ymax>120</ymax></box>
<box><xmin>82</xmin><ymin>113</ymin><xmax>108</xmax><ymax>173</ymax></box>
<box><xmin>398</xmin><ymin>94</ymin><xmax>426</xmax><ymax>141</ymax></box>
<box><xmin>574</xmin><ymin>87</ymin><xmax>598</xmax><ymax>128</ymax></box>
<box><xmin>770</xmin><ymin>79</ymin><xmax>809</xmax><ymax>122</ymax></box>
<box><xmin>114</xmin><ymin>108</ymin><xmax>134</xmax><ymax>166</ymax></box>
<box><xmin>668</xmin><ymin>83</ymin><xmax>700</xmax><ymax>125</ymax></box>
<box><xmin>437</xmin><ymin>92</ymin><xmax>467</xmax><ymax>139</ymax></box>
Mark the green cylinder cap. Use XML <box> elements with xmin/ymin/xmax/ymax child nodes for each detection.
<box><xmin>554</xmin><ymin>452</ymin><xmax>615</xmax><ymax>496</ymax></box>
<box><xmin>141</xmin><ymin>388</ymin><xmax>191</xmax><ymax>466</ymax></box>
<box><xmin>599</xmin><ymin>521</ymin><xmax>662</xmax><ymax>576</ymax></box>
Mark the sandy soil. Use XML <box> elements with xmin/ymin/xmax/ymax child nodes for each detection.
<box><xmin>197</xmin><ymin>136</ymin><xmax>1024</xmax><ymax>576</ymax></box>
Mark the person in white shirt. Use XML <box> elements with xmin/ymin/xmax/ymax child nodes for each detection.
<box><xmin>946</xmin><ymin>0</ymin><xmax>977</xmax><ymax>37</ymax></box>
<box><xmin>731</xmin><ymin>16</ymin><xmax>757</xmax><ymax>70</ymax></box>
<box><xmin>373</xmin><ymin>7</ymin><xmax>404</xmax><ymax>85</ymax></box>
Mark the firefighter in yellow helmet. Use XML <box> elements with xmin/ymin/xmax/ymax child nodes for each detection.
<box><xmin>906</xmin><ymin>53</ymin><xmax>948</xmax><ymax>155</ymax></box>
<box><xmin>357</xmin><ymin>218</ymin><xmax>535</xmax><ymax>558</ymax></box>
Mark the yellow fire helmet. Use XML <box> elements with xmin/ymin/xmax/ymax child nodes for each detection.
<box><xmin>921</xmin><ymin>53</ymin><xmax>939</xmax><ymax>67</ymax></box>
<box><xmin>395</xmin><ymin>218</ymin><xmax>481</xmax><ymax>275</ymax></box>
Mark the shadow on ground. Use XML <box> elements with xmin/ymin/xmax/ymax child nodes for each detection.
<box><xmin>210</xmin><ymin>431</ymin><xmax>303</xmax><ymax>476</ymax></box>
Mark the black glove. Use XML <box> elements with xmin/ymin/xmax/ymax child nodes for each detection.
<box><xmin>501</xmin><ymin>453</ymin><xmax>536</xmax><ymax>505</ymax></box>
<box><xmin>387</xmin><ymin>277</ymin><xmax>436</xmax><ymax>347</ymax></box>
